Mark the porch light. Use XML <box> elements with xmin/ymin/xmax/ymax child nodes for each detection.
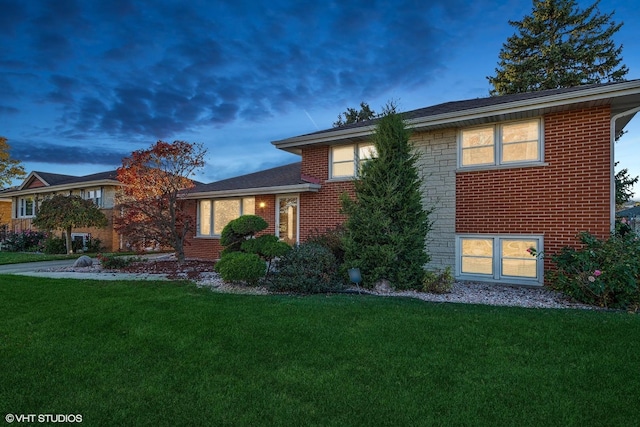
<box><xmin>259</xmin><ymin>202</ymin><xmax>266</xmax><ymax>208</ymax></box>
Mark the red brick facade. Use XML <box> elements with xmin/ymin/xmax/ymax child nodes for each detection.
<box><xmin>456</xmin><ymin>106</ymin><xmax>612</xmax><ymax>274</ymax></box>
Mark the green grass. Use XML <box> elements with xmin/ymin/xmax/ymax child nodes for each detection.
<box><xmin>0</xmin><ymin>251</ymin><xmax>81</xmax><ymax>265</ymax></box>
<box><xmin>1</xmin><ymin>275</ymin><xmax>639</xmax><ymax>426</ymax></box>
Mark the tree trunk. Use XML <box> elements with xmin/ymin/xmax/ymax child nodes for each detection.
<box><xmin>65</xmin><ymin>227</ymin><xmax>73</xmax><ymax>255</ymax></box>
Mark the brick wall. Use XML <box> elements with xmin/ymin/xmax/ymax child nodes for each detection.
<box><xmin>183</xmin><ymin>194</ymin><xmax>277</xmax><ymax>260</ymax></box>
<box><xmin>456</xmin><ymin>106</ymin><xmax>612</xmax><ymax>276</ymax></box>
<box><xmin>299</xmin><ymin>145</ymin><xmax>355</xmax><ymax>240</ymax></box>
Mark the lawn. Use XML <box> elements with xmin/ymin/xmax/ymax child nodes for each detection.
<box><xmin>1</xmin><ymin>275</ymin><xmax>639</xmax><ymax>426</ymax></box>
<box><xmin>0</xmin><ymin>251</ymin><xmax>80</xmax><ymax>265</ymax></box>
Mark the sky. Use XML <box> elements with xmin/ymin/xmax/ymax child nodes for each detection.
<box><xmin>1</xmin><ymin>0</ymin><xmax>639</xmax><ymax>197</ymax></box>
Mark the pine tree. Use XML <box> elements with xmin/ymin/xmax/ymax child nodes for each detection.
<box><xmin>333</xmin><ymin>102</ymin><xmax>377</xmax><ymax>127</ymax></box>
<box><xmin>341</xmin><ymin>104</ymin><xmax>431</xmax><ymax>290</ymax></box>
<box><xmin>488</xmin><ymin>0</ymin><xmax>628</xmax><ymax>96</ymax></box>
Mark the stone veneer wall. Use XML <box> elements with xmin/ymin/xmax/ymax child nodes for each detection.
<box><xmin>411</xmin><ymin>129</ymin><xmax>457</xmax><ymax>271</ymax></box>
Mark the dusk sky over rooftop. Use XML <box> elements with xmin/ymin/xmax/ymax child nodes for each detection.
<box><xmin>1</xmin><ymin>0</ymin><xmax>639</xmax><ymax>196</ymax></box>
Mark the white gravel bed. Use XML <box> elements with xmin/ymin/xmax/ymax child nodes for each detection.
<box><xmin>195</xmin><ymin>272</ymin><xmax>594</xmax><ymax>309</ymax></box>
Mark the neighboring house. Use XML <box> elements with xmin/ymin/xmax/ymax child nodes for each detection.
<box><xmin>0</xmin><ymin>188</ymin><xmax>12</xmax><ymax>240</ymax></box>
<box><xmin>184</xmin><ymin>79</ymin><xmax>640</xmax><ymax>286</ymax></box>
<box><xmin>4</xmin><ymin>170</ymin><xmax>123</xmax><ymax>252</ymax></box>
<box><xmin>616</xmin><ymin>205</ymin><xmax>640</xmax><ymax>235</ymax></box>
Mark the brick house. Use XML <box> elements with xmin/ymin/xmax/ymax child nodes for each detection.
<box><xmin>3</xmin><ymin>170</ymin><xmax>123</xmax><ymax>252</ymax></box>
<box><xmin>184</xmin><ymin>80</ymin><xmax>640</xmax><ymax>286</ymax></box>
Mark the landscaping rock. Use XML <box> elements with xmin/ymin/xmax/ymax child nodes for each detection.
<box><xmin>73</xmin><ymin>255</ymin><xmax>93</xmax><ymax>268</ymax></box>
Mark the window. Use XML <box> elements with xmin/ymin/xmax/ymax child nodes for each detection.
<box><xmin>84</xmin><ymin>188</ymin><xmax>103</xmax><ymax>207</ymax></box>
<box><xmin>457</xmin><ymin>235</ymin><xmax>542</xmax><ymax>284</ymax></box>
<box><xmin>330</xmin><ymin>143</ymin><xmax>377</xmax><ymax>178</ymax></box>
<box><xmin>460</xmin><ymin>119</ymin><xmax>541</xmax><ymax>167</ymax></box>
<box><xmin>18</xmin><ymin>197</ymin><xmax>35</xmax><ymax>218</ymax></box>
<box><xmin>198</xmin><ymin>197</ymin><xmax>255</xmax><ymax>237</ymax></box>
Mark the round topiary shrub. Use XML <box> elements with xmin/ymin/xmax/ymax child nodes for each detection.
<box><xmin>220</xmin><ymin>215</ymin><xmax>268</xmax><ymax>255</ymax></box>
<box><xmin>214</xmin><ymin>252</ymin><xmax>266</xmax><ymax>285</ymax></box>
<box><xmin>268</xmin><ymin>243</ymin><xmax>342</xmax><ymax>294</ymax></box>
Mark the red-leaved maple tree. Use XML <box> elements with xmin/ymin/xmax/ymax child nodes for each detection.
<box><xmin>115</xmin><ymin>140</ymin><xmax>207</xmax><ymax>263</ymax></box>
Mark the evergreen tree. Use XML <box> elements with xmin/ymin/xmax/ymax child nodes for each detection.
<box><xmin>488</xmin><ymin>0</ymin><xmax>628</xmax><ymax>96</ymax></box>
<box><xmin>341</xmin><ymin>104</ymin><xmax>431</xmax><ymax>290</ymax></box>
<box><xmin>333</xmin><ymin>102</ymin><xmax>376</xmax><ymax>127</ymax></box>
<box><xmin>615</xmin><ymin>162</ymin><xmax>638</xmax><ymax>206</ymax></box>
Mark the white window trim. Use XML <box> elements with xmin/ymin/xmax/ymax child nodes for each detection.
<box><xmin>275</xmin><ymin>194</ymin><xmax>300</xmax><ymax>244</ymax></box>
<box><xmin>329</xmin><ymin>143</ymin><xmax>376</xmax><ymax>179</ymax></box>
<box><xmin>17</xmin><ymin>197</ymin><xmax>36</xmax><ymax>218</ymax></box>
<box><xmin>455</xmin><ymin>234</ymin><xmax>544</xmax><ymax>286</ymax></box>
<box><xmin>457</xmin><ymin>118</ymin><xmax>544</xmax><ymax>170</ymax></box>
<box><xmin>196</xmin><ymin>197</ymin><xmax>255</xmax><ymax>238</ymax></box>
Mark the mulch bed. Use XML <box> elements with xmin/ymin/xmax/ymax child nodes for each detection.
<box><xmin>119</xmin><ymin>259</ymin><xmax>215</xmax><ymax>280</ymax></box>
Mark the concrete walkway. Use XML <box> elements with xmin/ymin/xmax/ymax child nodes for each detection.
<box><xmin>0</xmin><ymin>254</ymin><xmax>172</xmax><ymax>281</ymax></box>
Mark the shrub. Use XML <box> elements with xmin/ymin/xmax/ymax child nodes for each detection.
<box><xmin>269</xmin><ymin>243</ymin><xmax>342</xmax><ymax>294</ymax></box>
<box><xmin>86</xmin><ymin>238</ymin><xmax>104</xmax><ymax>253</ymax></box>
<box><xmin>220</xmin><ymin>215</ymin><xmax>268</xmax><ymax>255</ymax></box>
<box><xmin>422</xmin><ymin>267</ymin><xmax>454</xmax><ymax>294</ymax></box>
<box><xmin>215</xmin><ymin>252</ymin><xmax>266</xmax><ymax>285</ymax></box>
<box><xmin>306</xmin><ymin>226</ymin><xmax>346</xmax><ymax>265</ymax></box>
<box><xmin>43</xmin><ymin>236</ymin><xmax>67</xmax><ymax>254</ymax></box>
<box><xmin>3</xmin><ymin>230</ymin><xmax>47</xmax><ymax>252</ymax></box>
<box><xmin>97</xmin><ymin>253</ymin><xmax>136</xmax><ymax>269</ymax></box>
<box><xmin>241</xmin><ymin>235</ymin><xmax>291</xmax><ymax>274</ymax></box>
<box><xmin>548</xmin><ymin>232</ymin><xmax>640</xmax><ymax>310</ymax></box>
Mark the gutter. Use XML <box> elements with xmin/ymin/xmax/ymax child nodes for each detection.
<box><xmin>183</xmin><ymin>183</ymin><xmax>321</xmax><ymax>199</ymax></box>
<box><xmin>610</xmin><ymin>105</ymin><xmax>640</xmax><ymax>232</ymax></box>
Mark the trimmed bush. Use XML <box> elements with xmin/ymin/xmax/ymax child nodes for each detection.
<box><xmin>548</xmin><ymin>232</ymin><xmax>640</xmax><ymax>310</ymax></box>
<box><xmin>269</xmin><ymin>243</ymin><xmax>342</xmax><ymax>294</ymax></box>
<box><xmin>3</xmin><ymin>230</ymin><xmax>47</xmax><ymax>252</ymax></box>
<box><xmin>215</xmin><ymin>252</ymin><xmax>266</xmax><ymax>285</ymax></box>
<box><xmin>220</xmin><ymin>215</ymin><xmax>268</xmax><ymax>255</ymax></box>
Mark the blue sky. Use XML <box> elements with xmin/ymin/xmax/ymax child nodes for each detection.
<box><xmin>1</xmin><ymin>0</ymin><xmax>639</xmax><ymax>196</ymax></box>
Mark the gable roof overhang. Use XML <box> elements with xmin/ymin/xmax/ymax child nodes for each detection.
<box><xmin>186</xmin><ymin>183</ymin><xmax>321</xmax><ymax>199</ymax></box>
<box><xmin>7</xmin><ymin>179</ymin><xmax>121</xmax><ymax>197</ymax></box>
<box><xmin>273</xmin><ymin>80</ymin><xmax>640</xmax><ymax>153</ymax></box>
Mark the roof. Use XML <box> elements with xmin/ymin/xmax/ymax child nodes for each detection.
<box><xmin>186</xmin><ymin>162</ymin><xmax>320</xmax><ymax>199</ymax></box>
<box><xmin>616</xmin><ymin>206</ymin><xmax>640</xmax><ymax>217</ymax></box>
<box><xmin>273</xmin><ymin>79</ymin><xmax>640</xmax><ymax>152</ymax></box>
<box><xmin>4</xmin><ymin>169</ymin><xmax>120</xmax><ymax>196</ymax></box>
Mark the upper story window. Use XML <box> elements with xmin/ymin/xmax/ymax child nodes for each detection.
<box><xmin>459</xmin><ymin>119</ymin><xmax>542</xmax><ymax>168</ymax></box>
<box><xmin>198</xmin><ymin>197</ymin><xmax>255</xmax><ymax>237</ymax></box>
<box><xmin>18</xmin><ymin>197</ymin><xmax>35</xmax><ymax>218</ymax></box>
<box><xmin>330</xmin><ymin>143</ymin><xmax>377</xmax><ymax>178</ymax></box>
<box><xmin>83</xmin><ymin>188</ymin><xmax>103</xmax><ymax>207</ymax></box>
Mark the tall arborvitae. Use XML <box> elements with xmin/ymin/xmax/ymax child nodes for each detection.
<box><xmin>488</xmin><ymin>0</ymin><xmax>628</xmax><ymax>95</ymax></box>
<box><xmin>341</xmin><ymin>104</ymin><xmax>431</xmax><ymax>290</ymax></box>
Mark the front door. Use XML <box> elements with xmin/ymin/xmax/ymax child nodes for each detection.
<box><xmin>276</xmin><ymin>195</ymin><xmax>298</xmax><ymax>245</ymax></box>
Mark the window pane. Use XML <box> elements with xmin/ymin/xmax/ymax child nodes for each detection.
<box><xmin>502</xmin><ymin>141</ymin><xmax>538</xmax><ymax>162</ymax></box>
<box><xmin>502</xmin><ymin>259</ymin><xmax>538</xmax><ymax>277</ymax></box>
<box><xmin>502</xmin><ymin>121</ymin><xmax>538</xmax><ymax>143</ymax></box>
<box><xmin>502</xmin><ymin>240</ymin><xmax>536</xmax><ymax>258</ymax></box>
<box><xmin>332</xmin><ymin>162</ymin><xmax>355</xmax><ymax>177</ymax></box>
<box><xmin>501</xmin><ymin>240</ymin><xmax>538</xmax><ymax>278</ymax></box>
<box><xmin>461</xmin><ymin>238</ymin><xmax>493</xmax><ymax>275</ymax></box>
<box><xmin>462</xmin><ymin>146</ymin><xmax>494</xmax><ymax>166</ymax></box>
<box><xmin>462</xmin><ymin>257</ymin><xmax>493</xmax><ymax>275</ymax></box>
<box><xmin>462</xmin><ymin>128</ymin><xmax>494</xmax><ymax>148</ymax></box>
<box><xmin>214</xmin><ymin>199</ymin><xmax>240</xmax><ymax>235</ymax></box>
<box><xmin>199</xmin><ymin>200</ymin><xmax>211</xmax><ymax>235</ymax></box>
<box><xmin>243</xmin><ymin>197</ymin><xmax>255</xmax><ymax>215</ymax></box>
<box><xmin>359</xmin><ymin>144</ymin><xmax>377</xmax><ymax>160</ymax></box>
<box><xmin>332</xmin><ymin>146</ymin><xmax>354</xmax><ymax>162</ymax></box>
<box><xmin>461</xmin><ymin>239</ymin><xmax>493</xmax><ymax>256</ymax></box>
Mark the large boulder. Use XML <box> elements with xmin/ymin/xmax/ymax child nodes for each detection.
<box><xmin>73</xmin><ymin>255</ymin><xmax>93</xmax><ymax>268</ymax></box>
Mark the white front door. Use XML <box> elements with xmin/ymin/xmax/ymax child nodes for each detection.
<box><xmin>276</xmin><ymin>195</ymin><xmax>299</xmax><ymax>245</ymax></box>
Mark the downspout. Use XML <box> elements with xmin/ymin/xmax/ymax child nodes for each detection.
<box><xmin>610</xmin><ymin>106</ymin><xmax>640</xmax><ymax>232</ymax></box>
